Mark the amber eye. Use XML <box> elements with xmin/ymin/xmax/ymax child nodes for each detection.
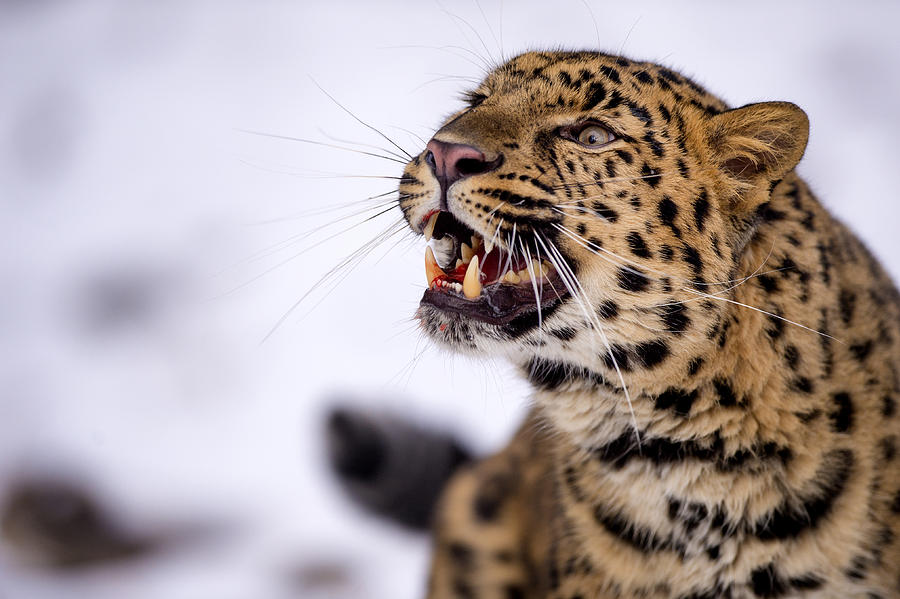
<box><xmin>575</xmin><ymin>124</ymin><xmax>615</xmax><ymax>147</ymax></box>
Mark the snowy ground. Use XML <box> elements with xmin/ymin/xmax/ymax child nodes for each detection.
<box><xmin>0</xmin><ymin>1</ymin><xmax>898</xmax><ymax>598</ymax></box>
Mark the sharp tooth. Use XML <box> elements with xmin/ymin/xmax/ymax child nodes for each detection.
<box><xmin>470</xmin><ymin>234</ymin><xmax>482</xmax><ymax>249</ymax></box>
<box><xmin>425</xmin><ymin>246</ymin><xmax>446</xmax><ymax>286</ymax></box>
<box><xmin>431</xmin><ymin>237</ymin><xmax>453</xmax><ymax>268</ymax></box>
<box><xmin>532</xmin><ymin>259</ymin><xmax>546</xmax><ymax>277</ymax></box>
<box><xmin>518</xmin><ymin>267</ymin><xmax>533</xmax><ymax>281</ymax></box>
<box><xmin>484</xmin><ymin>238</ymin><xmax>495</xmax><ymax>255</ymax></box>
<box><xmin>503</xmin><ymin>270</ymin><xmax>521</xmax><ymax>284</ymax></box>
<box><xmin>461</xmin><ymin>243</ymin><xmax>474</xmax><ymax>263</ymax></box>
<box><xmin>463</xmin><ymin>255</ymin><xmax>482</xmax><ymax>299</ymax></box>
<box><xmin>423</xmin><ymin>213</ymin><xmax>438</xmax><ymax>241</ymax></box>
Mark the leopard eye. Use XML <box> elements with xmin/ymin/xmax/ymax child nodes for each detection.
<box><xmin>575</xmin><ymin>124</ymin><xmax>615</xmax><ymax>148</ymax></box>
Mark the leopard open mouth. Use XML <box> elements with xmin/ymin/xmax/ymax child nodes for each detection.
<box><xmin>419</xmin><ymin>211</ymin><xmax>568</xmax><ymax>325</ymax></box>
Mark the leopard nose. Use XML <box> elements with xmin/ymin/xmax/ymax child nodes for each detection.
<box><xmin>424</xmin><ymin>139</ymin><xmax>503</xmax><ymax>189</ymax></box>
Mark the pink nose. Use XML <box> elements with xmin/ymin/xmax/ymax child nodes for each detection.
<box><xmin>424</xmin><ymin>139</ymin><xmax>502</xmax><ymax>189</ymax></box>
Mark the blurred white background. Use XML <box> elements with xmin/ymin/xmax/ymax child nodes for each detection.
<box><xmin>0</xmin><ymin>1</ymin><xmax>898</xmax><ymax>598</ymax></box>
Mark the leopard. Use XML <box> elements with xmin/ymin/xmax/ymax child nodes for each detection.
<box><xmin>351</xmin><ymin>49</ymin><xmax>900</xmax><ymax>598</ymax></box>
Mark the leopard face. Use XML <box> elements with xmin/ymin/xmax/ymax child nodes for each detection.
<box><xmin>398</xmin><ymin>51</ymin><xmax>809</xmax><ymax>385</ymax></box>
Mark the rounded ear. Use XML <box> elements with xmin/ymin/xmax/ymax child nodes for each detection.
<box><xmin>707</xmin><ymin>102</ymin><xmax>809</xmax><ymax>206</ymax></box>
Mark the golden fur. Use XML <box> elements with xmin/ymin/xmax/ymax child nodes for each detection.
<box><xmin>398</xmin><ymin>51</ymin><xmax>900</xmax><ymax>598</ymax></box>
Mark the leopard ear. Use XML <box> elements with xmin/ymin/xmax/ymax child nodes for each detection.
<box><xmin>707</xmin><ymin>101</ymin><xmax>809</xmax><ymax>207</ymax></box>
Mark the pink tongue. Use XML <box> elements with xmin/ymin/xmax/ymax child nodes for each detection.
<box><xmin>479</xmin><ymin>248</ymin><xmax>526</xmax><ymax>283</ymax></box>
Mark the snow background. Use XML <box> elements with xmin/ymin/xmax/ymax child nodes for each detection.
<box><xmin>0</xmin><ymin>1</ymin><xmax>898</xmax><ymax>597</ymax></box>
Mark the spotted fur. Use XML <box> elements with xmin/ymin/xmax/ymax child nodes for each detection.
<box><xmin>398</xmin><ymin>51</ymin><xmax>900</xmax><ymax>598</ymax></box>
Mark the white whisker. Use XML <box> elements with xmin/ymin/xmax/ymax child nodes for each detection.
<box><xmin>235</xmin><ymin>128</ymin><xmax>407</xmax><ymax>164</ymax></box>
<box><xmin>262</xmin><ymin>219</ymin><xmax>408</xmax><ymax>342</ymax></box>
<box><xmin>519</xmin><ymin>238</ymin><xmax>544</xmax><ymax>332</ymax></box>
<box><xmin>227</xmin><ymin>204</ymin><xmax>399</xmax><ymax>296</ymax></box>
<box><xmin>534</xmin><ymin>232</ymin><xmax>641</xmax><ymax>444</ymax></box>
<box><xmin>315</xmin><ymin>128</ymin><xmax>412</xmax><ymax>162</ymax></box>
<box><xmin>310</xmin><ymin>78</ymin><xmax>413</xmax><ymax>159</ymax></box>
<box><xmin>553</xmin><ymin>222</ymin><xmax>784</xmax><ymax>290</ymax></box>
<box><xmin>681</xmin><ymin>287</ymin><xmax>843</xmax><ymax>343</ymax></box>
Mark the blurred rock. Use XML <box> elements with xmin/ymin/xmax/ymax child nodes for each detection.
<box><xmin>0</xmin><ymin>477</ymin><xmax>155</xmax><ymax>568</ymax></box>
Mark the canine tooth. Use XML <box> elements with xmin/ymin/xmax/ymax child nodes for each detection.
<box><xmin>503</xmin><ymin>270</ymin><xmax>521</xmax><ymax>284</ymax></box>
<box><xmin>484</xmin><ymin>238</ymin><xmax>495</xmax><ymax>254</ymax></box>
<box><xmin>463</xmin><ymin>255</ymin><xmax>482</xmax><ymax>298</ymax></box>
<box><xmin>461</xmin><ymin>243</ymin><xmax>474</xmax><ymax>263</ymax></box>
<box><xmin>425</xmin><ymin>246</ymin><xmax>446</xmax><ymax>286</ymax></box>
<box><xmin>423</xmin><ymin>213</ymin><xmax>438</xmax><ymax>240</ymax></box>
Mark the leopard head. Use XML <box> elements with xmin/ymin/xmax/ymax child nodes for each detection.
<box><xmin>399</xmin><ymin>51</ymin><xmax>809</xmax><ymax>394</ymax></box>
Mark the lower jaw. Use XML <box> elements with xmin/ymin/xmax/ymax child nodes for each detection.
<box><xmin>420</xmin><ymin>281</ymin><xmax>568</xmax><ymax>326</ymax></box>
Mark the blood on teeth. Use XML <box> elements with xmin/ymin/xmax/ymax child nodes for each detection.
<box><xmin>423</xmin><ymin>213</ymin><xmax>438</xmax><ymax>241</ymax></box>
<box><xmin>425</xmin><ymin>246</ymin><xmax>446</xmax><ymax>286</ymax></box>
